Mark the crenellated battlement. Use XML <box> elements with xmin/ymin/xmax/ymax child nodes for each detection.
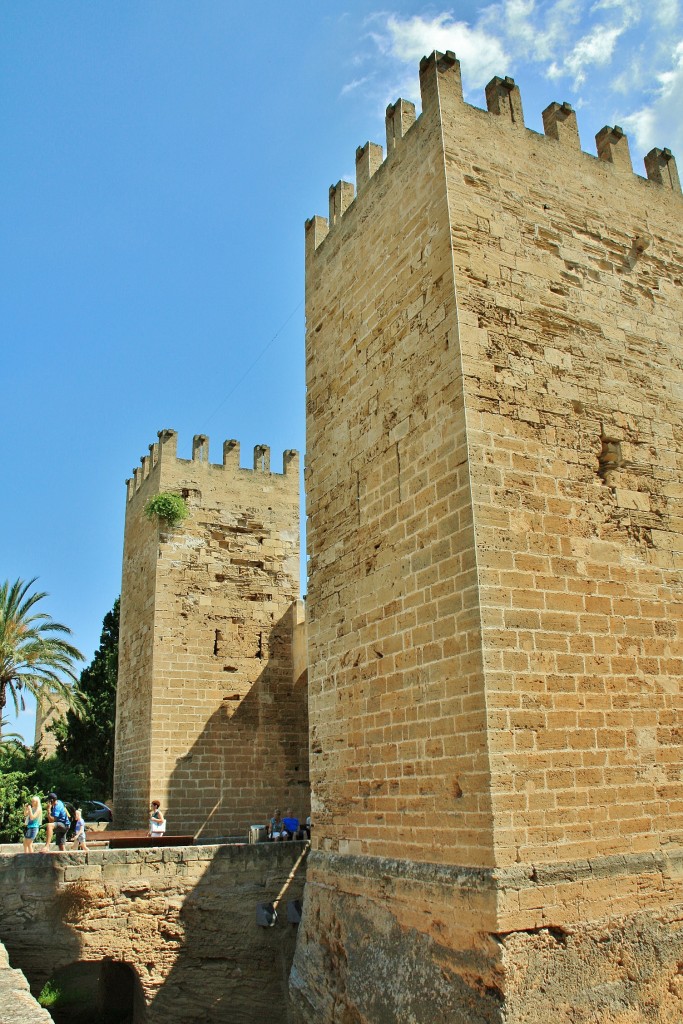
<box><xmin>306</xmin><ymin>49</ymin><xmax>681</xmax><ymax>254</ymax></box>
<box><xmin>125</xmin><ymin>429</ymin><xmax>299</xmax><ymax>502</ymax></box>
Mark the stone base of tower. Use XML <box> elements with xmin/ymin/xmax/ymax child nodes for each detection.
<box><xmin>289</xmin><ymin>850</ymin><xmax>683</xmax><ymax>1024</ymax></box>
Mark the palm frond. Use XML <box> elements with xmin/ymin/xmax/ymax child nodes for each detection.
<box><xmin>0</xmin><ymin>578</ymin><xmax>84</xmax><ymax>718</ymax></box>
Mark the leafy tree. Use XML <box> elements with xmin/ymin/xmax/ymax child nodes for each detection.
<box><xmin>56</xmin><ymin>598</ymin><xmax>119</xmax><ymax>797</ymax></box>
<box><xmin>0</xmin><ymin>578</ymin><xmax>83</xmax><ymax>719</ymax></box>
<box><xmin>0</xmin><ymin>760</ymin><xmax>34</xmax><ymax>843</ymax></box>
<box><xmin>0</xmin><ymin>740</ymin><xmax>99</xmax><ymax>842</ymax></box>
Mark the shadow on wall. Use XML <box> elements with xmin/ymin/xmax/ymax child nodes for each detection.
<box><xmin>169</xmin><ymin>603</ymin><xmax>310</xmax><ymax>839</ymax></box>
<box><xmin>147</xmin><ymin>843</ymin><xmax>308</xmax><ymax>1024</ymax></box>
<box><xmin>1</xmin><ymin>843</ymin><xmax>308</xmax><ymax>1024</ymax></box>
<box><xmin>0</xmin><ymin>857</ymin><xmax>81</xmax><ymax>996</ymax></box>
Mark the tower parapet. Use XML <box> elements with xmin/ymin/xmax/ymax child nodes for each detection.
<box><xmin>385</xmin><ymin>98</ymin><xmax>416</xmax><ymax>153</ymax></box>
<box><xmin>125</xmin><ymin>430</ymin><xmax>299</xmax><ymax>505</ymax></box>
<box><xmin>306</xmin><ymin>51</ymin><xmax>680</xmax><ymax>256</ymax></box>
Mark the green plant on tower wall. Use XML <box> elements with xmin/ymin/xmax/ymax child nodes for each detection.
<box><xmin>144</xmin><ymin>492</ymin><xmax>189</xmax><ymax>528</ymax></box>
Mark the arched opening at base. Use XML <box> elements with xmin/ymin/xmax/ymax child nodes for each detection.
<box><xmin>38</xmin><ymin>959</ymin><xmax>145</xmax><ymax>1024</ymax></box>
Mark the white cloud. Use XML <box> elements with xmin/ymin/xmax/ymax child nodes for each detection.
<box><xmin>591</xmin><ymin>0</ymin><xmax>639</xmax><ymax>17</ymax></box>
<box><xmin>559</xmin><ymin>24</ymin><xmax>625</xmax><ymax>85</ymax></box>
<box><xmin>341</xmin><ymin>5</ymin><xmax>683</xmax><ymax>164</ymax></box>
<box><xmin>655</xmin><ymin>0</ymin><xmax>680</xmax><ymax>26</ymax></box>
<box><xmin>482</xmin><ymin>0</ymin><xmax>581</xmax><ymax>62</ymax></box>
<box><xmin>382</xmin><ymin>13</ymin><xmax>510</xmax><ymax>90</ymax></box>
<box><xmin>341</xmin><ymin>76</ymin><xmax>372</xmax><ymax>96</ymax></box>
<box><xmin>544</xmin><ymin>0</ymin><xmax>641</xmax><ymax>86</ymax></box>
<box><xmin>611</xmin><ymin>60</ymin><xmax>643</xmax><ymax>93</ymax></box>
<box><xmin>621</xmin><ymin>40</ymin><xmax>683</xmax><ymax>157</ymax></box>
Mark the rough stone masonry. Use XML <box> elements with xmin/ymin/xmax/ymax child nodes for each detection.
<box><xmin>291</xmin><ymin>51</ymin><xmax>683</xmax><ymax>1022</ymax></box>
<box><xmin>0</xmin><ymin>842</ymin><xmax>307</xmax><ymax>1023</ymax></box>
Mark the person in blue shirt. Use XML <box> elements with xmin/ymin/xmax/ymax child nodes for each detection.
<box><xmin>44</xmin><ymin>793</ymin><xmax>70</xmax><ymax>853</ymax></box>
<box><xmin>282</xmin><ymin>810</ymin><xmax>301</xmax><ymax>841</ymax></box>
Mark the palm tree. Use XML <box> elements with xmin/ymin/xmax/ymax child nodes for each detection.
<box><xmin>0</xmin><ymin>716</ymin><xmax>21</xmax><ymax>749</ymax></box>
<box><xmin>0</xmin><ymin>578</ymin><xmax>84</xmax><ymax>721</ymax></box>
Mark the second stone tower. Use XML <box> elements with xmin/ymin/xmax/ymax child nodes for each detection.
<box><xmin>113</xmin><ymin>429</ymin><xmax>308</xmax><ymax>836</ymax></box>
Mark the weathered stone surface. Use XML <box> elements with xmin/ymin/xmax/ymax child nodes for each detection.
<box><xmin>0</xmin><ymin>842</ymin><xmax>307</xmax><ymax>1023</ymax></box>
<box><xmin>292</xmin><ymin>851</ymin><xmax>683</xmax><ymax>1023</ymax></box>
<box><xmin>114</xmin><ymin>429</ymin><xmax>309</xmax><ymax>837</ymax></box>
<box><xmin>0</xmin><ymin>941</ymin><xmax>53</xmax><ymax>1024</ymax></box>
<box><xmin>501</xmin><ymin>913</ymin><xmax>683</xmax><ymax>1023</ymax></box>
<box><xmin>291</xmin><ymin>852</ymin><xmax>503</xmax><ymax>1023</ymax></box>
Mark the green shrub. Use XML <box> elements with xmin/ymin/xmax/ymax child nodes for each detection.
<box><xmin>0</xmin><ymin>743</ymin><xmax>99</xmax><ymax>843</ymax></box>
<box><xmin>0</xmin><ymin>768</ymin><xmax>33</xmax><ymax>843</ymax></box>
<box><xmin>144</xmin><ymin>492</ymin><xmax>189</xmax><ymax>528</ymax></box>
<box><xmin>38</xmin><ymin>980</ymin><xmax>63</xmax><ymax>1008</ymax></box>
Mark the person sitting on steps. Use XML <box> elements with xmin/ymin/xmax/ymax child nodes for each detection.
<box><xmin>267</xmin><ymin>809</ymin><xmax>286</xmax><ymax>841</ymax></box>
<box><xmin>282</xmin><ymin>809</ymin><xmax>301</xmax><ymax>840</ymax></box>
<box><xmin>44</xmin><ymin>793</ymin><xmax>70</xmax><ymax>853</ymax></box>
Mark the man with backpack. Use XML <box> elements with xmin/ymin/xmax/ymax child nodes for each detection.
<box><xmin>44</xmin><ymin>792</ymin><xmax>70</xmax><ymax>853</ymax></box>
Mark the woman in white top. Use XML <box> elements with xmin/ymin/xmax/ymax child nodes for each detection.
<box><xmin>149</xmin><ymin>800</ymin><xmax>166</xmax><ymax>839</ymax></box>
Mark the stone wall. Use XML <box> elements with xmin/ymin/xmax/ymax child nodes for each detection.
<box><xmin>114</xmin><ymin>430</ymin><xmax>309</xmax><ymax>836</ymax></box>
<box><xmin>438</xmin><ymin>60</ymin><xmax>683</xmax><ymax>874</ymax></box>
<box><xmin>0</xmin><ymin>941</ymin><xmax>52</xmax><ymax>1024</ymax></box>
<box><xmin>304</xmin><ymin>61</ymin><xmax>489</xmax><ymax>870</ymax></box>
<box><xmin>293</xmin><ymin>50</ymin><xmax>683</xmax><ymax>1022</ymax></box>
<box><xmin>0</xmin><ymin>842</ymin><xmax>308</xmax><ymax>1024</ymax></box>
<box><xmin>292</xmin><ymin>848</ymin><xmax>683</xmax><ymax>1023</ymax></box>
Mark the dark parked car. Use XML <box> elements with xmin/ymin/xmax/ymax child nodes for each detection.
<box><xmin>81</xmin><ymin>801</ymin><xmax>113</xmax><ymax>823</ymax></box>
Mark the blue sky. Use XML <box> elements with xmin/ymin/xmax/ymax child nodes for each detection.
<box><xmin>3</xmin><ymin>1</ymin><xmax>681</xmax><ymax>741</ymax></box>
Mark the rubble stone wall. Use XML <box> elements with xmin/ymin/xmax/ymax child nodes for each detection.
<box><xmin>0</xmin><ymin>843</ymin><xmax>307</xmax><ymax>1024</ymax></box>
<box><xmin>0</xmin><ymin>941</ymin><xmax>52</xmax><ymax>1024</ymax></box>
<box><xmin>292</xmin><ymin>849</ymin><xmax>683</xmax><ymax>1024</ymax></box>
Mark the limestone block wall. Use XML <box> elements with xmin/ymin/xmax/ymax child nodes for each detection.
<box><xmin>0</xmin><ymin>843</ymin><xmax>307</xmax><ymax>1024</ymax></box>
<box><xmin>114</xmin><ymin>430</ymin><xmax>309</xmax><ymax>837</ymax></box>
<box><xmin>437</xmin><ymin>61</ymin><xmax>683</xmax><ymax>878</ymax></box>
<box><xmin>292</xmin><ymin>49</ymin><xmax>683</xmax><ymax>1024</ymax></box>
<box><xmin>305</xmin><ymin>60</ymin><xmax>491</xmax><ymax>870</ymax></box>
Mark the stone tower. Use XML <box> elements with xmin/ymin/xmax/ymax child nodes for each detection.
<box><xmin>34</xmin><ymin>695</ymin><xmax>69</xmax><ymax>758</ymax></box>
<box><xmin>292</xmin><ymin>52</ymin><xmax>683</xmax><ymax>1022</ymax></box>
<box><xmin>113</xmin><ymin>429</ymin><xmax>308</xmax><ymax>836</ymax></box>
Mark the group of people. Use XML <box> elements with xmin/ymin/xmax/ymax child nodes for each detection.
<box><xmin>266</xmin><ymin>808</ymin><xmax>311</xmax><ymax>842</ymax></box>
<box><xmin>22</xmin><ymin>793</ymin><xmax>88</xmax><ymax>854</ymax></box>
<box><xmin>22</xmin><ymin>794</ymin><xmax>310</xmax><ymax>850</ymax></box>
<box><xmin>21</xmin><ymin>793</ymin><xmax>166</xmax><ymax>853</ymax></box>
